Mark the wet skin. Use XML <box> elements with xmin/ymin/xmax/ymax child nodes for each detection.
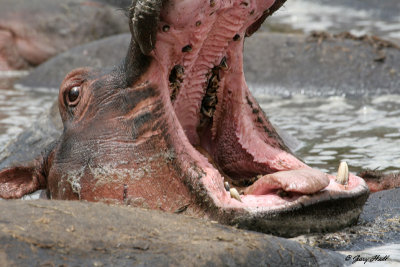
<box><xmin>0</xmin><ymin>0</ymin><xmax>369</xmax><ymax>237</ymax></box>
<box><xmin>358</xmin><ymin>170</ymin><xmax>400</xmax><ymax>193</ymax></box>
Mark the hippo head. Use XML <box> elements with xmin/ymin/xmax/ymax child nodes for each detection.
<box><xmin>0</xmin><ymin>0</ymin><xmax>369</xmax><ymax>236</ymax></box>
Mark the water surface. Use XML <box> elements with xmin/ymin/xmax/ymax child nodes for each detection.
<box><xmin>269</xmin><ymin>0</ymin><xmax>400</xmax><ymax>42</ymax></box>
<box><xmin>0</xmin><ymin>72</ymin><xmax>56</xmax><ymax>148</ymax></box>
<box><xmin>252</xmin><ymin>88</ymin><xmax>400</xmax><ymax>174</ymax></box>
<box><xmin>1</xmin><ymin>72</ymin><xmax>399</xmax><ymax>176</ymax></box>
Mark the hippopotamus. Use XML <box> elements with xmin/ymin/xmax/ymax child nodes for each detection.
<box><xmin>358</xmin><ymin>170</ymin><xmax>400</xmax><ymax>193</ymax></box>
<box><xmin>0</xmin><ymin>0</ymin><xmax>369</xmax><ymax>237</ymax></box>
<box><xmin>0</xmin><ymin>0</ymin><xmax>131</xmax><ymax>71</ymax></box>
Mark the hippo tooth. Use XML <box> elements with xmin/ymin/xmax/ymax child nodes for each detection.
<box><xmin>220</xmin><ymin>57</ymin><xmax>228</xmax><ymax>70</ymax></box>
<box><xmin>229</xmin><ymin>188</ymin><xmax>242</xmax><ymax>202</ymax></box>
<box><xmin>224</xmin><ymin>181</ymin><xmax>230</xmax><ymax>191</ymax></box>
<box><xmin>336</xmin><ymin>161</ymin><xmax>349</xmax><ymax>185</ymax></box>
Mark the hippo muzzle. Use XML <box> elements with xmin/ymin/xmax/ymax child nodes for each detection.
<box><xmin>0</xmin><ymin>0</ymin><xmax>369</xmax><ymax>237</ymax></box>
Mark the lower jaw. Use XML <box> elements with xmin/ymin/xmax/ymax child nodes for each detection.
<box><xmin>226</xmin><ymin>185</ymin><xmax>369</xmax><ymax>237</ymax></box>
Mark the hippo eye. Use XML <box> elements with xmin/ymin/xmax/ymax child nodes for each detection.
<box><xmin>66</xmin><ymin>86</ymin><xmax>80</xmax><ymax>106</ymax></box>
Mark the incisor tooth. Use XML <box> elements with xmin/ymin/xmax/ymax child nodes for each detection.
<box><xmin>224</xmin><ymin>181</ymin><xmax>230</xmax><ymax>191</ymax></box>
<box><xmin>229</xmin><ymin>188</ymin><xmax>242</xmax><ymax>202</ymax></box>
<box><xmin>336</xmin><ymin>161</ymin><xmax>349</xmax><ymax>185</ymax></box>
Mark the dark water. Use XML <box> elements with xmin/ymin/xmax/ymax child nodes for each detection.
<box><xmin>269</xmin><ymin>0</ymin><xmax>400</xmax><ymax>43</ymax></box>
<box><xmin>0</xmin><ymin>72</ymin><xmax>56</xmax><ymax>148</ymax></box>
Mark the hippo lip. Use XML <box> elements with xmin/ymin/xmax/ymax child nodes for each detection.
<box><xmin>130</xmin><ymin>0</ymin><xmax>370</xmax><ymax>235</ymax></box>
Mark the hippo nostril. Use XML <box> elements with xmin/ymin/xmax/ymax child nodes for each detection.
<box><xmin>233</xmin><ymin>34</ymin><xmax>241</xmax><ymax>41</ymax></box>
<box><xmin>162</xmin><ymin>25</ymin><xmax>170</xmax><ymax>32</ymax></box>
<box><xmin>182</xmin><ymin>45</ymin><xmax>192</xmax><ymax>53</ymax></box>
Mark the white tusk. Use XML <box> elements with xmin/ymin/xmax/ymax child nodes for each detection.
<box><xmin>336</xmin><ymin>161</ymin><xmax>349</xmax><ymax>185</ymax></box>
<box><xmin>229</xmin><ymin>188</ymin><xmax>242</xmax><ymax>202</ymax></box>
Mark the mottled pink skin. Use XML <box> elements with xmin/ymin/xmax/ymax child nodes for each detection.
<box><xmin>0</xmin><ymin>26</ymin><xmax>54</xmax><ymax>70</ymax></box>
<box><xmin>146</xmin><ymin>0</ymin><xmax>368</xmax><ymax>209</ymax></box>
<box><xmin>245</xmin><ymin>169</ymin><xmax>330</xmax><ymax>195</ymax></box>
<box><xmin>155</xmin><ymin>0</ymin><xmax>306</xmax><ymax>170</ymax></box>
<box><xmin>359</xmin><ymin>171</ymin><xmax>400</xmax><ymax>193</ymax></box>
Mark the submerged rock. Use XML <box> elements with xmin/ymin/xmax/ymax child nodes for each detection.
<box><xmin>17</xmin><ymin>32</ymin><xmax>400</xmax><ymax>97</ymax></box>
<box><xmin>244</xmin><ymin>32</ymin><xmax>400</xmax><ymax>97</ymax></box>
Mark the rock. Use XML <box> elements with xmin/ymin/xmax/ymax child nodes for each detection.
<box><xmin>244</xmin><ymin>32</ymin><xmax>400</xmax><ymax>97</ymax></box>
<box><xmin>0</xmin><ymin>200</ymin><xmax>346</xmax><ymax>266</ymax></box>
<box><xmin>293</xmin><ymin>188</ymin><xmax>400</xmax><ymax>252</ymax></box>
<box><xmin>16</xmin><ymin>34</ymin><xmax>131</xmax><ymax>91</ymax></box>
<box><xmin>17</xmin><ymin>32</ymin><xmax>400</xmax><ymax>97</ymax></box>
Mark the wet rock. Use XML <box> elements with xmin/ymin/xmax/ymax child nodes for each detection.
<box><xmin>244</xmin><ymin>32</ymin><xmax>400</xmax><ymax>97</ymax></box>
<box><xmin>0</xmin><ymin>200</ymin><xmax>346</xmax><ymax>266</ymax></box>
<box><xmin>98</xmin><ymin>0</ymin><xmax>132</xmax><ymax>8</ymax></box>
<box><xmin>292</xmin><ymin>188</ymin><xmax>400</xmax><ymax>251</ymax></box>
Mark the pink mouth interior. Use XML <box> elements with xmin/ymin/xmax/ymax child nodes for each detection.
<box><xmin>148</xmin><ymin>0</ymin><xmax>367</xmax><ymax>211</ymax></box>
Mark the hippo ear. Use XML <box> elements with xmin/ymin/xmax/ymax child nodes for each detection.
<box><xmin>131</xmin><ymin>0</ymin><xmax>163</xmax><ymax>55</ymax></box>
<box><xmin>0</xmin><ymin>166</ymin><xmax>45</xmax><ymax>199</ymax></box>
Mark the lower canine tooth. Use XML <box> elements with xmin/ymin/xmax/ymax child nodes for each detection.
<box><xmin>336</xmin><ymin>161</ymin><xmax>349</xmax><ymax>185</ymax></box>
<box><xmin>229</xmin><ymin>188</ymin><xmax>242</xmax><ymax>202</ymax></box>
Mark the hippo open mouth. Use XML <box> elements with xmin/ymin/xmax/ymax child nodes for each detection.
<box><xmin>0</xmin><ymin>0</ymin><xmax>369</xmax><ymax>237</ymax></box>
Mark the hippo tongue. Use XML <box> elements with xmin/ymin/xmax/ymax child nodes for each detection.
<box><xmin>244</xmin><ymin>169</ymin><xmax>330</xmax><ymax>195</ymax></box>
